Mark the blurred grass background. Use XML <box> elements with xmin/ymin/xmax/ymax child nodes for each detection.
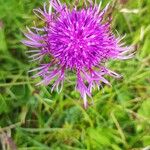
<box><xmin>0</xmin><ymin>0</ymin><xmax>150</xmax><ymax>149</ymax></box>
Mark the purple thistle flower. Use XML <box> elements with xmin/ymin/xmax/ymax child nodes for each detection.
<box><xmin>23</xmin><ymin>0</ymin><xmax>133</xmax><ymax>108</ymax></box>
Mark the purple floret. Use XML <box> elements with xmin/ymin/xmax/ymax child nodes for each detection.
<box><xmin>23</xmin><ymin>0</ymin><xmax>133</xmax><ymax>108</ymax></box>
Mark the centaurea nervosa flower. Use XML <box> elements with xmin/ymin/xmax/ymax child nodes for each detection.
<box><xmin>23</xmin><ymin>0</ymin><xmax>133</xmax><ymax>108</ymax></box>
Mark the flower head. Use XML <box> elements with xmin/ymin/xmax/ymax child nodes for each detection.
<box><xmin>23</xmin><ymin>0</ymin><xmax>133</xmax><ymax>108</ymax></box>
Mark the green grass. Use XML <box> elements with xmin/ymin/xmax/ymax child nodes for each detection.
<box><xmin>0</xmin><ymin>0</ymin><xmax>150</xmax><ymax>149</ymax></box>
